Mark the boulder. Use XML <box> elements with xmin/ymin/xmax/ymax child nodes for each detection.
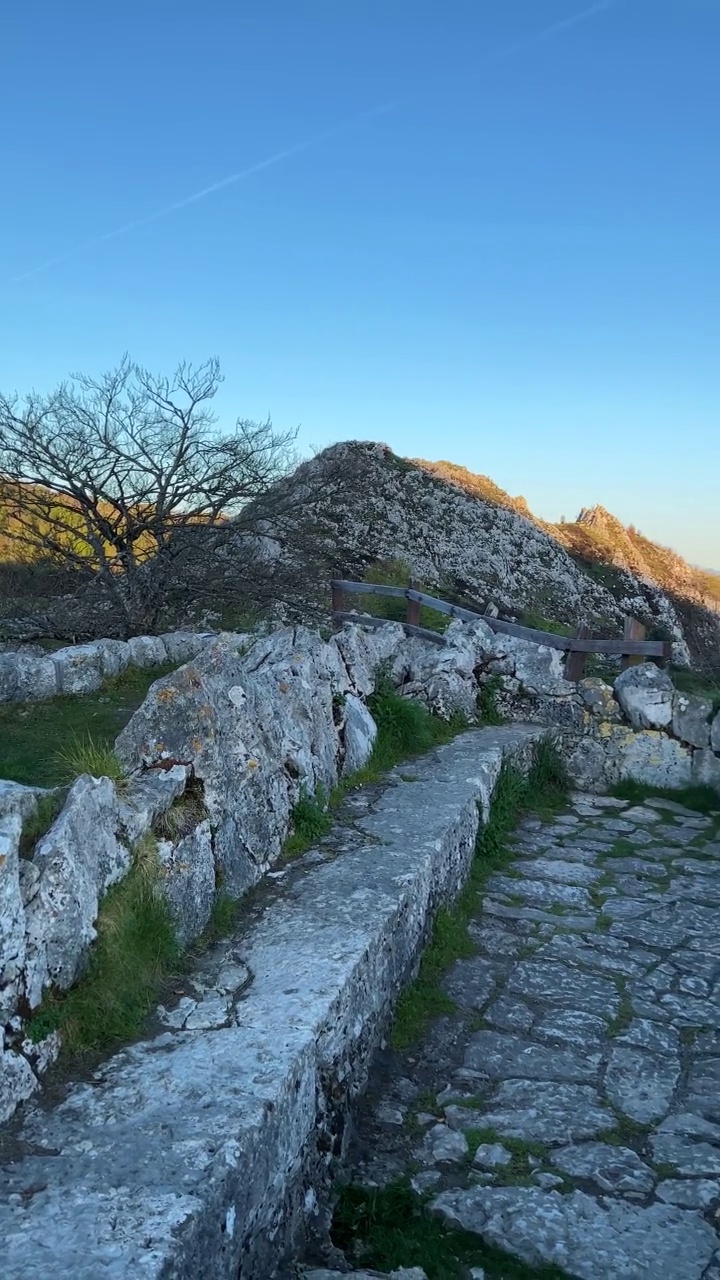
<box><xmin>711</xmin><ymin>712</ymin><xmax>720</xmax><ymax>754</ymax></box>
<box><xmin>94</xmin><ymin>639</ymin><xmax>131</xmax><ymax>678</ymax></box>
<box><xmin>22</xmin><ymin>776</ymin><xmax>132</xmax><ymax>1008</ymax></box>
<box><xmin>342</xmin><ymin>694</ymin><xmax>378</xmax><ymax>776</ymax></box>
<box><xmin>564</xmin><ymin>737</ymin><xmax>609</xmax><ymax>792</ymax></box>
<box><xmin>0</xmin><ymin>652</ymin><xmax>57</xmax><ymax>704</ymax></box>
<box><xmin>614</xmin><ymin>664</ymin><xmax>674</xmax><ymax>730</ymax></box>
<box><xmin>0</xmin><ymin>814</ymin><xmax>25</xmax><ymax>1021</ymax></box>
<box><xmin>51</xmin><ymin>644</ymin><xmax>104</xmax><ymax>695</ymax></box>
<box><xmin>692</xmin><ymin>749</ymin><xmax>720</xmax><ymax>794</ymax></box>
<box><xmin>156</xmin><ymin>819</ymin><xmax>215</xmax><ymax>947</ymax></box>
<box><xmin>616</xmin><ymin>730</ymin><xmax>693</xmax><ymax>790</ymax></box>
<box><xmin>672</xmin><ymin>693</ymin><xmax>711</xmax><ymax>749</ymax></box>
<box><xmin>114</xmin><ymin>767</ymin><xmax>188</xmax><ymax>844</ymax></box>
<box><xmin>0</xmin><ymin>780</ymin><xmax>47</xmax><ymax>825</ymax></box>
<box><xmin>500</xmin><ymin>636</ymin><xmax>575</xmax><ymax>697</ymax></box>
<box><xmin>391</xmin><ymin>633</ymin><xmax>478</xmax><ymax>720</ymax></box>
<box><xmin>127</xmin><ymin>635</ymin><xmax>168</xmax><ymax>667</ymax></box>
<box><xmin>116</xmin><ymin>629</ymin><xmax>349</xmax><ymax>895</ymax></box>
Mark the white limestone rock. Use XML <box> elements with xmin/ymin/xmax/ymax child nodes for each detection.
<box><xmin>672</xmin><ymin>693</ymin><xmax>712</xmax><ymax>748</ymax></box>
<box><xmin>22</xmin><ymin>776</ymin><xmax>132</xmax><ymax>1008</ymax></box>
<box><xmin>0</xmin><ymin>652</ymin><xmax>57</xmax><ymax>703</ymax></box>
<box><xmin>127</xmin><ymin>635</ymin><xmax>168</xmax><ymax>667</ymax></box>
<box><xmin>342</xmin><ymin>694</ymin><xmax>378</xmax><ymax>776</ymax></box>
<box><xmin>51</xmin><ymin>644</ymin><xmax>104</xmax><ymax>695</ymax></box>
<box><xmin>693</xmin><ymin>749</ymin><xmax>720</xmax><ymax>794</ymax></box>
<box><xmin>0</xmin><ymin>814</ymin><xmax>25</xmax><ymax>1021</ymax></box>
<box><xmin>156</xmin><ymin>819</ymin><xmax>215</xmax><ymax>947</ymax></box>
<box><xmin>614</xmin><ymin>664</ymin><xmax>674</xmax><ymax>730</ymax></box>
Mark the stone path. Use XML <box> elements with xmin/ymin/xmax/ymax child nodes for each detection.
<box><xmin>336</xmin><ymin>792</ymin><xmax>720</xmax><ymax>1280</ymax></box>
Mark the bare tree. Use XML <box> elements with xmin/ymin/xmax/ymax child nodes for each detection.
<box><xmin>0</xmin><ymin>357</ymin><xmax>298</xmax><ymax>635</ymax></box>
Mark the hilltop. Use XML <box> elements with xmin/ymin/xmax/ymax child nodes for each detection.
<box><xmin>247</xmin><ymin>442</ymin><xmax>719</xmax><ymax>674</ymax></box>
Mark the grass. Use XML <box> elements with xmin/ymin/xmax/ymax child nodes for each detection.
<box><xmin>610</xmin><ymin>778</ymin><xmax>719</xmax><ymax>815</ymax></box>
<box><xmin>391</xmin><ymin>739</ymin><xmax>570</xmax><ymax>1048</ymax></box>
<box><xmin>518</xmin><ymin>611</ymin><xmax>573</xmax><ymax>639</ymax></box>
<box><xmin>153</xmin><ymin>776</ymin><xmax>208</xmax><ymax>842</ymax></box>
<box><xmin>0</xmin><ymin>660</ymin><xmax>178</xmax><ymax>787</ymax></box>
<box><xmin>55</xmin><ymin>731</ymin><xmax>126</xmax><ymax>783</ymax></box>
<box><xmin>25</xmin><ymin>834</ymin><xmax>180</xmax><ymax>1052</ymax></box>
<box><xmin>331</xmin><ymin>1181</ymin><xmax>573</xmax><ymax>1280</ymax></box>
<box><xmin>477</xmin><ymin>675</ymin><xmax>504</xmax><ymax>726</ymax></box>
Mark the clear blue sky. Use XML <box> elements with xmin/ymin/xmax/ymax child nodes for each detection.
<box><xmin>1</xmin><ymin>1</ymin><xmax>718</xmax><ymax>566</ymax></box>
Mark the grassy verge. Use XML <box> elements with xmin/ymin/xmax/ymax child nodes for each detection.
<box><xmin>332</xmin><ymin>1181</ymin><xmax>571</xmax><ymax>1280</ymax></box>
<box><xmin>283</xmin><ymin>677</ymin><xmax>468</xmax><ymax>858</ymax></box>
<box><xmin>25</xmin><ymin>835</ymin><xmax>241</xmax><ymax>1054</ymax></box>
<box><xmin>0</xmin><ymin>661</ymin><xmax>177</xmax><ymax>787</ymax></box>
<box><xmin>25</xmin><ymin>835</ymin><xmax>180</xmax><ymax>1051</ymax></box>
<box><xmin>610</xmin><ymin>778</ymin><xmax>719</xmax><ymax>814</ymax></box>
<box><xmin>391</xmin><ymin>738</ymin><xmax>570</xmax><ymax>1048</ymax></box>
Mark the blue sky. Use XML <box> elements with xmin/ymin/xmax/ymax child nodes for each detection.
<box><xmin>1</xmin><ymin>1</ymin><xmax>718</xmax><ymax>565</ymax></box>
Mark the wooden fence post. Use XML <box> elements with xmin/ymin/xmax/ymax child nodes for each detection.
<box><xmin>565</xmin><ymin>623</ymin><xmax>592</xmax><ymax>683</ymax></box>
<box><xmin>406</xmin><ymin>577</ymin><xmax>421</xmax><ymax>627</ymax></box>
<box><xmin>621</xmin><ymin>617</ymin><xmax>646</xmax><ymax>671</ymax></box>
<box><xmin>331</xmin><ymin>581</ymin><xmax>344</xmax><ymax>630</ymax></box>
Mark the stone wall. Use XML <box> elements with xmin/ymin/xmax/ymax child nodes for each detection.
<box><xmin>1</xmin><ymin>614</ymin><xmax>718</xmax><ymax>1128</ymax></box>
<box><xmin>0</xmin><ymin>629</ymin><xmax>247</xmax><ymax>703</ymax></box>
<box><xmin>0</xmin><ymin>725</ymin><xmax>542</xmax><ymax>1279</ymax></box>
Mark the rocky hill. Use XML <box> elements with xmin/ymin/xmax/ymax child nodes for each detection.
<box><xmin>247</xmin><ymin>441</ymin><xmax>719</xmax><ymax>674</ymax></box>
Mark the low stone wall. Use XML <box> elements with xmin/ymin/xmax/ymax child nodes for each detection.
<box><xmin>0</xmin><ymin>726</ymin><xmax>542</xmax><ymax>1280</ymax></box>
<box><xmin>1</xmin><ymin>614</ymin><xmax>717</xmax><ymax>1129</ymax></box>
<box><xmin>0</xmin><ymin>629</ymin><xmax>247</xmax><ymax>703</ymax></box>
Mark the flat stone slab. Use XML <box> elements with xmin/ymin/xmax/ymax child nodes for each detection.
<box><xmin>479</xmin><ymin>1080</ymin><xmax>615</xmax><ymax>1144</ymax></box>
<box><xmin>465</xmin><ymin>1030</ymin><xmax>601</xmax><ymax>1083</ymax></box>
<box><xmin>431</xmin><ymin>1185</ymin><xmax>718</xmax><ymax>1279</ymax></box>
<box><xmin>507</xmin><ymin>960</ymin><xmax>621</xmax><ymax>1020</ymax></box>
<box><xmin>550</xmin><ymin>1142</ymin><xmax>656</xmax><ymax>1193</ymax></box>
<box><xmin>604</xmin><ymin>1046</ymin><xmax>680</xmax><ymax>1124</ymax></box>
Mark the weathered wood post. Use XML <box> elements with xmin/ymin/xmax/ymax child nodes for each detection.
<box><xmin>331</xmin><ymin>580</ymin><xmax>344</xmax><ymax>631</ymax></box>
<box><xmin>621</xmin><ymin>617</ymin><xmax>646</xmax><ymax>671</ymax></box>
<box><xmin>565</xmin><ymin>623</ymin><xmax>592</xmax><ymax>683</ymax></box>
<box><xmin>406</xmin><ymin>576</ymin><xmax>421</xmax><ymax>628</ymax></box>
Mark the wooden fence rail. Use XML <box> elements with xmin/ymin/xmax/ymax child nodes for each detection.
<box><xmin>330</xmin><ymin>579</ymin><xmax>673</xmax><ymax>682</ymax></box>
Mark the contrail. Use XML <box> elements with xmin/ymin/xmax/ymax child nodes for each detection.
<box><xmin>488</xmin><ymin>0</ymin><xmax>621</xmax><ymax>61</ymax></box>
<box><xmin>11</xmin><ymin>101</ymin><xmax>396</xmax><ymax>283</ymax></box>
<box><xmin>12</xmin><ymin>1</ymin><xmax>621</xmax><ymax>283</ymax></box>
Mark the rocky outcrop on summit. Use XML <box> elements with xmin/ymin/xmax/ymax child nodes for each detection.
<box><xmin>251</xmin><ymin>442</ymin><xmax>698</xmax><ymax>666</ymax></box>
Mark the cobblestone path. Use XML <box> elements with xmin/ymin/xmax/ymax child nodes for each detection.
<box><xmin>339</xmin><ymin>791</ymin><xmax>720</xmax><ymax>1279</ymax></box>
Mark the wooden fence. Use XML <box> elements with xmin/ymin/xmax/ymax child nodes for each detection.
<box><xmin>330</xmin><ymin>579</ymin><xmax>673</xmax><ymax>683</ymax></box>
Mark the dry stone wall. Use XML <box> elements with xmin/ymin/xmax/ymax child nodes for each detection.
<box><xmin>1</xmin><ymin>615</ymin><xmax>718</xmax><ymax>1129</ymax></box>
<box><xmin>0</xmin><ymin>630</ymin><xmax>246</xmax><ymax>703</ymax></box>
